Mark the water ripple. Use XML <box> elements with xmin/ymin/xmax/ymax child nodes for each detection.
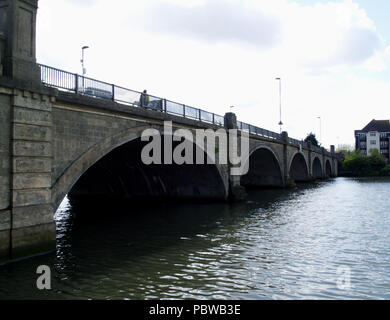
<box><xmin>1</xmin><ymin>178</ymin><xmax>390</xmax><ymax>299</ymax></box>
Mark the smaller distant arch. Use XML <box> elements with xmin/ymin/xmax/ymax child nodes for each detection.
<box><xmin>289</xmin><ymin>152</ymin><xmax>310</xmax><ymax>182</ymax></box>
<box><xmin>312</xmin><ymin>157</ymin><xmax>323</xmax><ymax>179</ymax></box>
<box><xmin>241</xmin><ymin>146</ymin><xmax>284</xmax><ymax>187</ymax></box>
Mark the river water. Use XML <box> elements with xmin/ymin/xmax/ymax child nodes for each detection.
<box><xmin>0</xmin><ymin>177</ymin><xmax>389</xmax><ymax>300</ymax></box>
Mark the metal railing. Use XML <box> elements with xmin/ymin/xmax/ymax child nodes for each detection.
<box><xmin>237</xmin><ymin>121</ymin><xmax>281</xmax><ymax>140</ymax></box>
<box><xmin>38</xmin><ymin>64</ymin><xmax>331</xmax><ymax>154</ymax></box>
<box><xmin>39</xmin><ymin>64</ymin><xmax>224</xmax><ymax>126</ymax></box>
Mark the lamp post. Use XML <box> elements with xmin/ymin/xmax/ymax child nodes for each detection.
<box><xmin>81</xmin><ymin>45</ymin><xmax>89</xmax><ymax>91</ymax></box>
<box><xmin>81</xmin><ymin>45</ymin><xmax>89</xmax><ymax>76</ymax></box>
<box><xmin>275</xmin><ymin>77</ymin><xmax>283</xmax><ymax>133</ymax></box>
<box><xmin>317</xmin><ymin>116</ymin><xmax>322</xmax><ymax>146</ymax></box>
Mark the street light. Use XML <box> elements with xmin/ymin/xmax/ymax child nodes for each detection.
<box><xmin>275</xmin><ymin>77</ymin><xmax>283</xmax><ymax>133</ymax></box>
<box><xmin>81</xmin><ymin>45</ymin><xmax>89</xmax><ymax>76</ymax></box>
<box><xmin>317</xmin><ymin>116</ymin><xmax>322</xmax><ymax>145</ymax></box>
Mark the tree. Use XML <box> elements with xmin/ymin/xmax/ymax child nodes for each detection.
<box><xmin>368</xmin><ymin>149</ymin><xmax>387</xmax><ymax>171</ymax></box>
<box><xmin>304</xmin><ymin>132</ymin><xmax>320</xmax><ymax>147</ymax></box>
<box><xmin>343</xmin><ymin>149</ymin><xmax>387</xmax><ymax>176</ymax></box>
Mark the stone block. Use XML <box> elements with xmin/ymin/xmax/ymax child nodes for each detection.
<box><xmin>0</xmin><ymin>175</ymin><xmax>10</xmax><ymax>210</ymax></box>
<box><xmin>12</xmin><ymin>140</ymin><xmax>51</xmax><ymax>157</ymax></box>
<box><xmin>13</xmin><ymin>94</ymin><xmax>52</xmax><ymax>112</ymax></box>
<box><xmin>0</xmin><ymin>230</ymin><xmax>10</xmax><ymax>262</ymax></box>
<box><xmin>13</xmin><ymin>157</ymin><xmax>51</xmax><ymax>173</ymax></box>
<box><xmin>12</xmin><ymin>173</ymin><xmax>51</xmax><ymax>190</ymax></box>
<box><xmin>12</xmin><ymin>204</ymin><xmax>53</xmax><ymax>229</ymax></box>
<box><xmin>0</xmin><ymin>210</ymin><xmax>11</xmax><ymax>231</ymax></box>
<box><xmin>11</xmin><ymin>222</ymin><xmax>56</xmax><ymax>260</ymax></box>
<box><xmin>13</xmin><ymin>123</ymin><xmax>52</xmax><ymax>142</ymax></box>
<box><xmin>12</xmin><ymin>188</ymin><xmax>50</xmax><ymax>207</ymax></box>
<box><xmin>12</xmin><ymin>106</ymin><xmax>52</xmax><ymax>127</ymax></box>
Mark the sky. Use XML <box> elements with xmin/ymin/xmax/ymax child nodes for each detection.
<box><xmin>36</xmin><ymin>0</ymin><xmax>390</xmax><ymax>149</ymax></box>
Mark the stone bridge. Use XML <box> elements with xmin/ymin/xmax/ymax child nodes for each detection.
<box><xmin>0</xmin><ymin>0</ymin><xmax>337</xmax><ymax>262</ymax></box>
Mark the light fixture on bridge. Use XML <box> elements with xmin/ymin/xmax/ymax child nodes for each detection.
<box><xmin>317</xmin><ymin>116</ymin><xmax>322</xmax><ymax>145</ymax></box>
<box><xmin>81</xmin><ymin>45</ymin><xmax>89</xmax><ymax>76</ymax></box>
<box><xmin>275</xmin><ymin>77</ymin><xmax>283</xmax><ymax>133</ymax></box>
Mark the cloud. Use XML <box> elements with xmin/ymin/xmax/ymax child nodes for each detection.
<box><xmin>282</xmin><ymin>0</ymin><xmax>384</xmax><ymax>71</ymax></box>
<box><xmin>138</xmin><ymin>0</ymin><xmax>282</xmax><ymax>49</ymax></box>
<box><xmin>130</xmin><ymin>0</ymin><xmax>386</xmax><ymax>72</ymax></box>
<box><xmin>64</xmin><ymin>0</ymin><xmax>100</xmax><ymax>7</ymax></box>
<box><xmin>337</xmin><ymin>27</ymin><xmax>381</xmax><ymax>65</ymax></box>
<box><xmin>363</xmin><ymin>45</ymin><xmax>390</xmax><ymax>71</ymax></box>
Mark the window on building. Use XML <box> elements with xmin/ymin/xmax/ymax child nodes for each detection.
<box><xmin>370</xmin><ymin>140</ymin><xmax>377</xmax><ymax>145</ymax></box>
<box><xmin>370</xmin><ymin>132</ymin><xmax>376</xmax><ymax>137</ymax></box>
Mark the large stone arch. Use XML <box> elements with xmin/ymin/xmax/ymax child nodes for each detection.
<box><xmin>241</xmin><ymin>145</ymin><xmax>284</xmax><ymax>187</ymax></box>
<box><xmin>289</xmin><ymin>151</ymin><xmax>310</xmax><ymax>182</ymax></box>
<box><xmin>51</xmin><ymin>124</ymin><xmax>229</xmax><ymax>212</ymax></box>
<box><xmin>312</xmin><ymin>156</ymin><xmax>323</xmax><ymax>179</ymax></box>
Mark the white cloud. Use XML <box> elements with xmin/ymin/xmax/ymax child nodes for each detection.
<box><xmin>275</xmin><ymin>0</ymin><xmax>384</xmax><ymax>71</ymax></box>
<box><xmin>136</xmin><ymin>0</ymin><xmax>282</xmax><ymax>49</ymax></box>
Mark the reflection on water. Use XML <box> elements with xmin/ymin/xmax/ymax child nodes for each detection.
<box><xmin>1</xmin><ymin>177</ymin><xmax>390</xmax><ymax>300</ymax></box>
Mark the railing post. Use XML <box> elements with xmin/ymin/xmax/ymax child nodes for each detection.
<box><xmin>75</xmin><ymin>74</ymin><xmax>79</xmax><ymax>93</ymax></box>
<box><xmin>199</xmin><ymin>109</ymin><xmax>202</xmax><ymax>121</ymax></box>
<box><xmin>112</xmin><ymin>84</ymin><xmax>115</xmax><ymax>101</ymax></box>
<box><xmin>183</xmin><ymin>104</ymin><xmax>186</xmax><ymax>118</ymax></box>
<box><xmin>212</xmin><ymin>113</ymin><xmax>215</xmax><ymax>125</ymax></box>
<box><xmin>163</xmin><ymin>99</ymin><xmax>167</xmax><ymax>113</ymax></box>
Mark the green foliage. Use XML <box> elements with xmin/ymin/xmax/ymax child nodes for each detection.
<box><xmin>337</xmin><ymin>149</ymin><xmax>351</xmax><ymax>157</ymax></box>
<box><xmin>343</xmin><ymin>149</ymin><xmax>388</xmax><ymax>176</ymax></box>
<box><xmin>379</xmin><ymin>165</ymin><xmax>390</xmax><ymax>176</ymax></box>
<box><xmin>304</xmin><ymin>132</ymin><xmax>320</xmax><ymax>147</ymax></box>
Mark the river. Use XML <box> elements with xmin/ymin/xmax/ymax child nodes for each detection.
<box><xmin>0</xmin><ymin>177</ymin><xmax>389</xmax><ymax>300</ymax></box>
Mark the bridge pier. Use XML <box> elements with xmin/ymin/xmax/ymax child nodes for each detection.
<box><xmin>281</xmin><ymin>131</ymin><xmax>293</xmax><ymax>186</ymax></box>
<box><xmin>0</xmin><ymin>84</ymin><xmax>57</xmax><ymax>262</ymax></box>
<box><xmin>224</xmin><ymin>112</ymin><xmax>247</xmax><ymax>201</ymax></box>
<box><xmin>0</xmin><ymin>0</ymin><xmax>56</xmax><ymax>262</ymax></box>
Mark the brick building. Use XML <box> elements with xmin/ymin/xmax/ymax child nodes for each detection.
<box><xmin>355</xmin><ymin>119</ymin><xmax>390</xmax><ymax>163</ymax></box>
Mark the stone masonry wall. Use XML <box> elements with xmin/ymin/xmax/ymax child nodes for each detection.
<box><xmin>0</xmin><ymin>87</ymin><xmax>11</xmax><ymax>260</ymax></box>
<box><xmin>9</xmin><ymin>88</ymin><xmax>56</xmax><ymax>259</ymax></box>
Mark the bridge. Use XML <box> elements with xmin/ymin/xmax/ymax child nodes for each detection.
<box><xmin>0</xmin><ymin>0</ymin><xmax>337</xmax><ymax>262</ymax></box>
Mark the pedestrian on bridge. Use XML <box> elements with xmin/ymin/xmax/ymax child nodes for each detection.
<box><xmin>140</xmin><ymin>89</ymin><xmax>150</xmax><ymax>108</ymax></box>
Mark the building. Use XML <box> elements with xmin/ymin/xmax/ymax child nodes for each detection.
<box><xmin>355</xmin><ymin>119</ymin><xmax>390</xmax><ymax>163</ymax></box>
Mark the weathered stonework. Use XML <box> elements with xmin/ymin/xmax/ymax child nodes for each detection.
<box><xmin>0</xmin><ymin>0</ymin><xmax>41</xmax><ymax>83</ymax></box>
<box><xmin>10</xmin><ymin>88</ymin><xmax>55</xmax><ymax>259</ymax></box>
<box><xmin>0</xmin><ymin>84</ymin><xmax>56</xmax><ymax>262</ymax></box>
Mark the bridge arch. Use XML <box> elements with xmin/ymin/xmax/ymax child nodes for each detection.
<box><xmin>312</xmin><ymin>156</ymin><xmax>323</xmax><ymax>179</ymax></box>
<box><xmin>241</xmin><ymin>145</ymin><xmax>284</xmax><ymax>187</ymax></box>
<box><xmin>289</xmin><ymin>151</ymin><xmax>310</xmax><ymax>182</ymax></box>
<box><xmin>51</xmin><ymin>125</ymin><xmax>228</xmax><ymax>212</ymax></box>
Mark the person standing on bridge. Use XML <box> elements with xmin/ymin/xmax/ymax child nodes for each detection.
<box><xmin>140</xmin><ymin>89</ymin><xmax>150</xmax><ymax>108</ymax></box>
